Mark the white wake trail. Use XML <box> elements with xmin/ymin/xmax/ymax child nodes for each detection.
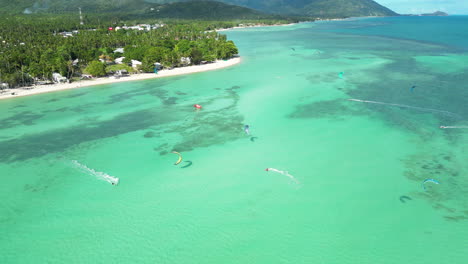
<box><xmin>72</xmin><ymin>160</ymin><xmax>119</xmax><ymax>185</ymax></box>
<box><xmin>266</xmin><ymin>168</ymin><xmax>300</xmax><ymax>184</ymax></box>
<box><xmin>348</xmin><ymin>99</ymin><xmax>460</xmax><ymax>118</ymax></box>
<box><xmin>440</xmin><ymin>126</ymin><xmax>468</xmax><ymax>129</ymax></box>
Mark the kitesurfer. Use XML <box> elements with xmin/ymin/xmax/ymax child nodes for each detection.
<box><xmin>244</xmin><ymin>125</ymin><xmax>250</xmax><ymax>135</ymax></box>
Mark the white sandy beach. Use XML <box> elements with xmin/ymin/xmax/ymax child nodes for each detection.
<box><xmin>0</xmin><ymin>57</ymin><xmax>241</xmax><ymax>101</ymax></box>
<box><xmin>215</xmin><ymin>23</ymin><xmax>297</xmax><ymax>32</ymax></box>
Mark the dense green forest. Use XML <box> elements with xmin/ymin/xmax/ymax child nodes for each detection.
<box><xmin>0</xmin><ymin>0</ymin><xmax>269</xmax><ymax>19</ymax></box>
<box><xmin>0</xmin><ymin>0</ymin><xmax>305</xmax><ymax>88</ymax></box>
<box><xmin>299</xmin><ymin>0</ymin><xmax>398</xmax><ymax>18</ymax></box>
<box><xmin>0</xmin><ymin>16</ymin><xmax>227</xmax><ymax>87</ymax></box>
<box><xmin>216</xmin><ymin>0</ymin><xmax>398</xmax><ymax>17</ymax></box>
<box><xmin>0</xmin><ymin>0</ymin><xmax>398</xmax><ymax>18</ymax></box>
<box><xmin>0</xmin><ymin>12</ymin><xmax>299</xmax><ymax>88</ymax></box>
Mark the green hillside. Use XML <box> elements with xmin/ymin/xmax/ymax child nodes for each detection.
<box><xmin>0</xmin><ymin>0</ymin><xmax>267</xmax><ymax>20</ymax></box>
<box><xmin>1</xmin><ymin>0</ymin><xmax>161</xmax><ymax>14</ymax></box>
<box><xmin>0</xmin><ymin>0</ymin><xmax>398</xmax><ymax>18</ymax></box>
<box><xmin>135</xmin><ymin>1</ymin><xmax>266</xmax><ymax>20</ymax></box>
<box><xmin>218</xmin><ymin>0</ymin><xmax>398</xmax><ymax>17</ymax></box>
<box><xmin>302</xmin><ymin>0</ymin><xmax>398</xmax><ymax>18</ymax></box>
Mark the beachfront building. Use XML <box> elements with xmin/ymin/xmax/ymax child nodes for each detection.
<box><xmin>116</xmin><ymin>69</ymin><xmax>129</xmax><ymax>76</ymax></box>
<box><xmin>116</xmin><ymin>24</ymin><xmax>165</xmax><ymax>31</ymax></box>
<box><xmin>81</xmin><ymin>74</ymin><xmax>93</xmax><ymax>79</ymax></box>
<box><xmin>58</xmin><ymin>31</ymin><xmax>79</xmax><ymax>38</ymax></box>
<box><xmin>0</xmin><ymin>83</ymin><xmax>8</xmax><ymax>90</ymax></box>
<box><xmin>180</xmin><ymin>57</ymin><xmax>191</xmax><ymax>66</ymax></box>
<box><xmin>115</xmin><ymin>57</ymin><xmax>125</xmax><ymax>64</ymax></box>
<box><xmin>154</xmin><ymin>63</ymin><xmax>163</xmax><ymax>71</ymax></box>
<box><xmin>59</xmin><ymin>32</ymin><xmax>73</xmax><ymax>38</ymax></box>
<box><xmin>34</xmin><ymin>79</ymin><xmax>50</xmax><ymax>85</ymax></box>
<box><xmin>99</xmin><ymin>54</ymin><xmax>114</xmax><ymax>64</ymax></box>
<box><xmin>131</xmin><ymin>60</ymin><xmax>142</xmax><ymax>69</ymax></box>
<box><xmin>52</xmin><ymin>73</ymin><xmax>67</xmax><ymax>83</ymax></box>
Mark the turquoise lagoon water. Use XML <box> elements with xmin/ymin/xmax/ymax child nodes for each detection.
<box><xmin>1</xmin><ymin>17</ymin><xmax>467</xmax><ymax>263</ymax></box>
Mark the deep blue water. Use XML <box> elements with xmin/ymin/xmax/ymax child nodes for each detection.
<box><xmin>320</xmin><ymin>16</ymin><xmax>468</xmax><ymax>50</ymax></box>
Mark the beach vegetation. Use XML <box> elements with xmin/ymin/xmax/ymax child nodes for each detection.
<box><xmin>0</xmin><ymin>0</ymin><xmax>397</xmax><ymax>18</ymax></box>
<box><xmin>0</xmin><ymin>15</ymin><xmax>249</xmax><ymax>87</ymax></box>
<box><xmin>0</xmin><ymin>0</ymin><xmax>303</xmax><ymax>88</ymax></box>
<box><xmin>105</xmin><ymin>64</ymin><xmax>135</xmax><ymax>75</ymax></box>
<box><xmin>84</xmin><ymin>61</ymin><xmax>107</xmax><ymax>77</ymax></box>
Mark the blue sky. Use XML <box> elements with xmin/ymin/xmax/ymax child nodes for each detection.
<box><xmin>376</xmin><ymin>0</ymin><xmax>468</xmax><ymax>15</ymax></box>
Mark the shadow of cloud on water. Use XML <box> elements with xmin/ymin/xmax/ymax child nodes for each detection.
<box><xmin>0</xmin><ymin>109</ymin><xmax>173</xmax><ymax>163</ymax></box>
<box><xmin>163</xmin><ymin>97</ymin><xmax>178</xmax><ymax>105</ymax></box>
<box><xmin>288</xmin><ymin>99</ymin><xmax>363</xmax><ymax>120</ymax></box>
<box><xmin>170</xmin><ymin>90</ymin><xmax>244</xmax><ymax>152</ymax></box>
<box><xmin>0</xmin><ymin>111</ymin><xmax>45</xmax><ymax>129</ymax></box>
<box><xmin>1</xmin><ymin>86</ymin><xmax>247</xmax><ymax>166</ymax></box>
<box><xmin>46</xmin><ymin>98</ymin><xmax>60</xmax><ymax>103</ymax></box>
<box><xmin>105</xmin><ymin>80</ymin><xmax>170</xmax><ymax>105</ymax></box>
<box><xmin>154</xmin><ymin>89</ymin><xmax>245</xmax><ymax>154</ymax></box>
<box><xmin>65</xmin><ymin>91</ymin><xmax>88</xmax><ymax>99</ymax></box>
<box><xmin>403</xmin><ymin>151</ymin><xmax>468</xmax><ymax>221</ymax></box>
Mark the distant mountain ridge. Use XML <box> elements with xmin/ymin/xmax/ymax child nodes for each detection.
<box><xmin>138</xmin><ymin>1</ymin><xmax>266</xmax><ymax>20</ymax></box>
<box><xmin>0</xmin><ymin>0</ymin><xmax>271</xmax><ymax>20</ymax></box>
<box><xmin>0</xmin><ymin>0</ymin><xmax>398</xmax><ymax>18</ymax></box>
<box><xmin>421</xmin><ymin>11</ymin><xmax>448</xmax><ymax>16</ymax></box>
<box><xmin>149</xmin><ymin>0</ymin><xmax>399</xmax><ymax>17</ymax></box>
<box><xmin>401</xmin><ymin>11</ymin><xmax>449</xmax><ymax>17</ymax></box>
<box><xmin>214</xmin><ymin>0</ymin><xmax>398</xmax><ymax>17</ymax></box>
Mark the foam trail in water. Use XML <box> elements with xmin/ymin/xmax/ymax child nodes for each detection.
<box><xmin>348</xmin><ymin>99</ymin><xmax>461</xmax><ymax>118</ymax></box>
<box><xmin>266</xmin><ymin>168</ymin><xmax>299</xmax><ymax>184</ymax></box>
<box><xmin>440</xmin><ymin>126</ymin><xmax>468</xmax><ymax>129</ymax></box>
<box><xmin>72</xmin><ymin>160</ymin><xmax>119</xmax><ymax>185</ymax></box>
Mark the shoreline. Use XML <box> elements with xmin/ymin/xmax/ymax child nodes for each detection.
<box><xmin>215</xmin><ymin>22</ymin><xmax>299</xmax><ymax>32</ymax></box>
<box><xmin>0</xmin><ymin>57</ymin><xmax>241</xmax><ymax>101</ymax></box>
<box><xmin>213</xmin><ymin>16</ymin><xmax>382</xmax><ymax>32</ymax></box>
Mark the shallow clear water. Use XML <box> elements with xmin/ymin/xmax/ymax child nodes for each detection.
<box><xmin>1</xmin><ymin>17</ymin><xmax>467</xmax><ymax>263</ymax></box>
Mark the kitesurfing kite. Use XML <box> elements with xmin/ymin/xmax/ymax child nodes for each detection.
<box><xmin>399</xmin><ymin>195</ymin><xmax>412</xmax><ymax>203</ymax></box>
<box><xmin>171</xmin><ymin>151</ymin><xmax>183</xmax><ymax>165</ymax></box>
<box><xmin>422</xmin><ymin>178</ymin><xmax>440</xmax><ymax>190</ymax></box>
